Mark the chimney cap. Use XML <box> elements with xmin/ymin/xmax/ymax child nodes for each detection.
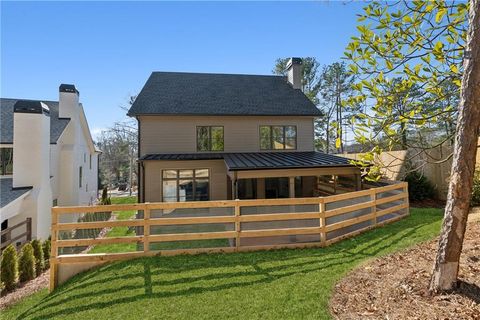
<box><xmin>14</xmin><ymin>100</ymin><xmax>50</xmax><ymax>116</ymax></box>
<box><xmin>286</xmin><ymin>57</ymin><xmax>302</xmax><ymax>69</ymax></box>
<box><xmin>59</xmin><ymin>84</ymin><xmax>79</xmax><ymax>95</ymax></box>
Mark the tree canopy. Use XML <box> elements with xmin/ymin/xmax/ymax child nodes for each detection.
<box><xmin>345</xmin><ymin>0</ymin><xmax>468</xmax><ymax>178</ymax></box>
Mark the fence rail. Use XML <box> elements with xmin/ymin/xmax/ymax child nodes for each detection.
<box><xmin>1</xmin><ymin>217</ymin><xmax>32</xmax><ymax>251</ymax></box>
<box><xmin>49</xmin><ymin>182</ymin><xmax>409</xmax><ymax>291</ymax></box>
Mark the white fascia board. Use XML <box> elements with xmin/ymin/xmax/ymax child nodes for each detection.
<box><xmin>0</xmin><ymin>190</ymin><xmax>32</xmax><ymax>222</ymax></box>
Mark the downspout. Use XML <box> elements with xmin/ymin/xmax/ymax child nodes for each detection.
<box><xmin>141</xmin><ymin>161</ymin><xmax>145</xmax><ymax>203</ymax></box>
<box><xmin>137</xmin><ymin>117</ymin><xmax>142</xmax><ymax>203</ymax></box>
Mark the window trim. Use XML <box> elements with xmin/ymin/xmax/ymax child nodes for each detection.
<box><xmin>196</xmin><ymin>126</ymin><xmax>224</xmax><ymax>152</ymax></box>
<box><xmin>259</xmin><ymin>125</ymin><xmax>297</xmax><ymax>150</ymax></box>
<box><xmin>161</xmin><ymin>169</ymin><xmax>210</xmax><ymax>202</ymax></box>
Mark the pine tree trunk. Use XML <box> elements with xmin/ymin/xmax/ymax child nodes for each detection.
<box><xmin>326</xmin><ymin>122</ymin><xmax>330</xmax><ymax>154</ymax></box>
<box><xmin>430</xmin><ymin>0</ymin><xmax>480</xmax><ymax>292</ymax></box>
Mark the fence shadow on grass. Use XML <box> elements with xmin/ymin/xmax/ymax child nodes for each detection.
<box><xmin>15</xmin><ymin>210</ymin><xmax>443</xmax><ymax>320</ymax></box>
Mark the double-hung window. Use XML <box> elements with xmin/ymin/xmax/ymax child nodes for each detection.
<box><xmin>260</xmin><ymin>125</ymin><xmax>297</xmax><ymax>150</ymax></box>
<box><xmin>197</xmin><ymin>126</ymin><xmax>224</xmax><ymax>151</ymax></box>
<box><xmin>162</xmin><ymin>169</ymin><xmax>209</xmax><ymax>202</ymax></box>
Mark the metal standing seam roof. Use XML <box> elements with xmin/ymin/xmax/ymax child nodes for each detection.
<box><xmin>127</xmin><ymin>72</ymin><xmax>323</xmax><ymax>117</ymax></box>
<box><xmin>0</xmin><ymin>178</ymin><xmax>32</xmax><ymax>208</ymax></box>
<box><xmin>0</xmin><ymin>98</ymin><xmax>70</xmax><ymax>144</ymax></box>
<box><xmin>139</xmin><ymin>152</ymin><xmax>355</xmax><ymax>171</ymax></box>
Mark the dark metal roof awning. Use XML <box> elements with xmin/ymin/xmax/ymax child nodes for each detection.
<box><xmin>139</xmin><ymin>152</ymin><xmax>355</xmax><ymax>171</ymax></box>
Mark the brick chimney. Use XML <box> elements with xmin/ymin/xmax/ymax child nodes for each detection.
<box><xmin>286</xmin><ymin>57</ymin><xmax>302</xmax><ymax>90</ymax></box>
<box><xmin>59</xmin><ymin>84</ymin><xmax>79</xmax><ymax>119</ymax></box>
<box><xmin>12</xmin><ymin>100</ymin><xmax>52</xmax><ymax>238</ymax></box>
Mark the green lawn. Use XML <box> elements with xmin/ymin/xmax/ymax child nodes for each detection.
<box><xmin>3</xmin><ymin>208</ymin><xmax>443</xmax><ymax>320</ymax></box>
<box><xmin>88</xmin><ymin>196</ymin><xmax>138</xmax><ymax>254</ymax></box>
<box><xmin>89</xmin><ymin>196</ymin><xmax>230</xmax><ymax>253</ymax></box>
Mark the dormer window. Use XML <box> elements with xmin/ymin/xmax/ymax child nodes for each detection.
<box><xmin>0</xmin><ymin>148</ymin><xmax>13</xmax><ymax>175</ymax></box>
<box><xmin>260</xmin><ymin>126</ymin><xmax>297</xmax><ymax>150</ymax></box>
<box><xmin>197</xmin><ymin>126</ymin><xmax>224</xmax><ymax>151</ymax></box>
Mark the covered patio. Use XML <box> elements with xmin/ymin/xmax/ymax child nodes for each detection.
<box><xmin>139</xmin><ymin>151</ymin><xmax>364</xmax><ymax>203</ymax></box>
<box><xmin>222</xmin><ymin>152</ymin><xmax>363</xmax><ymax>200</ymax></box>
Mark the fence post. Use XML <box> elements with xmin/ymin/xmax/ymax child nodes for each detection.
<box><xmin>403</xmin><ymin>182</ymin><xmax>410</xmax><ymax>216</ymax></box>
<box><xmin>26</xmin><ymin>218</ymin><xmax>32</xmax><ymax>242</ymax></box>
<box><xmin>235</xmin><ymin>199</ymin><xmax>240</xmax><ymax>251</ymax></box>
<box><xmin>319</xmin><ymin>199</ymin><xmax>326</xmax><ymax>246</ymax></box>
<box><xmin>49</xmin><ymin>208</ymin><xmax>59</xmax><ymax>292</ymax></box>
<box><xmin>370</xmin><ymin>188</ymin><xmax>377</xmax><ymax>226</ymax></box>
<box><xmin>143</xmin><ymin>203</ymin><xmax>150</xmax><ymax>253</ymax></box>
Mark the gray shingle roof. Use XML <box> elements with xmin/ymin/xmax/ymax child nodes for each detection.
<box><xmin>1</xmin><ymin>98</ymin><xmax>70</xmax><ymax>144</ymax></box>
<box><xmin>0</xmin><ymin>178</ymin><xmax>32</xmax><ymax>208</ymax></box>
<box><xmin>139</xmin><ymin>152</ymin><xmax>354</xmax><ymax>171</ymax></box>
<box><xmin>128</xmin><ymin>72</ymin><xmax>322</xmax><ymax>116</ymax></box>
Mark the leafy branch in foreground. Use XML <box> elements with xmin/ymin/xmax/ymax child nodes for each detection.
<box><xmin>346</xmin><ymin>0</ymin><xmax>467</xmax><ymax>180</ymax></box>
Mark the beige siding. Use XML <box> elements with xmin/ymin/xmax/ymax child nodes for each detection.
<box><xmin>143</xmin><ymin>159</ymin><xmax>228</xmax><ymax>202</ymax></box>
<box><xmin>139</xmin><ymin>115</ymin><xmax>315</xmax><ymax>156</ymax></box>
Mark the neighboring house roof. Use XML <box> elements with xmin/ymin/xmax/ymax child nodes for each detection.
<box><xmin>128</xmin><ymin>72</ymin><xmax>322</xmax><ymax>117</ymax></box>
<box><xmin>0</xmin><ymin>178</ymin><xmax>32</xmax><ymax>208</ymax></box>
<box><xmin>0</xmin><ymin>98</ymin><xmax>70</xmax><ymax>144</ymax></box>
<box><xmin>139</xmin><ymin>152</ymin><xmax>354</xmax><ymax>171</ymax></box>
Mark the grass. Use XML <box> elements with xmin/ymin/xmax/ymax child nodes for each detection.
<box><xmin>88</xmin><ymin>196</ymin><xmax>137</xmax><ymax>254</ymax></box>
<box><xmin>90</xmin><ymin>196</ymin><xmax>229</xmax><ymax>253</ymax></box>
<box><xmin>3</xmin><ymin>207</ymin><xmax>443</xmax><ymax>320</ymax></box>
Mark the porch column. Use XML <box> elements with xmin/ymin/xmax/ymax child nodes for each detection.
<box><xmin>289</xmin><ymin>176</ymin><xmax>295</xmax><ymax>198</ymax></box>
<box><xmin>257</xmin><ymin>178</ymin><xmax>265</xmax><ymax>199</ymax></box>
<box><xmin>355</xmin><ymin>174</ymin><xmax>362</xmax><ymax>191</ymax></box>
<box><xmin>231</xmin><ymin>172</ymin><xmax>238</xmax><ymax>199</ymax></box>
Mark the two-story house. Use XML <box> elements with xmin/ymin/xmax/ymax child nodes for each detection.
<box><xmin>1</xmin><ymin>84</ymin><xmax>100</xmax><ymax>241</ymax></box>
<box><xmin>128</xmin><ymin>58</ymin><xmax>361</xmax><ymax>204</ymax></box>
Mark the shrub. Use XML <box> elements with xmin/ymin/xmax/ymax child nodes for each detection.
<box><xmin>100</xmin><ymin>186</ymin><xmax>111</xmax><ymax>205</ymax></box>
<box><xmin>471</xmin><ymin>167</ymin><xmax>480</xmax><ymax>206</ymax></box>
<box><xmin>404</xmin><ymin>171</ymin><xmax>436</xmax><ymax>202</ymax></box>
<box><xmin>31</xmin><ymin>240</ymin><xmax>44</xmax><ymax>275</ymax></box>
<box><xmin>18</xmin><ymin>243</ymin><xmax>36</xmax><ymax>282</ymax></box>
<box><xmin>43</xmin><ymin>239</ymin><xmax>51</xmax><ymax>269</ymax></box>
<box><xmin>0</xmin><ymin>244</ymin><xmax>18</xmax><ymax>291</ymax></box>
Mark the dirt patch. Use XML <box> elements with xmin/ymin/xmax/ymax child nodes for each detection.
<box><xmin>0</xmin><ymin>270</ymin><xmax>49</xmax><ymax>310</ymax></box>
<box><xmin>330</xmin><ymin>214</ymin><xmax>480</xmax><ymax>319</ymax></box>
<box><xmin>410</xmin><ymin>198</ymin><xmax>446</xmax><ymax>208</ymax></box>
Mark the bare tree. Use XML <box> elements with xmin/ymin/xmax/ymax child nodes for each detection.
<box><xmin>96</xmin><ymin>95</ymin><xmax>138</xmax><ymax>195</ymax></box>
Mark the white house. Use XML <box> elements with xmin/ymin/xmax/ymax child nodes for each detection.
<box><xmin>0</xmin><ymin>84</ymin><xmax>100</xmax><ymax>242</ymax></box>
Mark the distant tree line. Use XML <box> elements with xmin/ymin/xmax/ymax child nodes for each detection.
<box><xmin>273</xmin><ymin>58</ymin><xmax>361</xmax><ymax>154</ymax></box>
<box><xmin>95</xmin><ymin>95</ymin><xmax>138</xmax><ymax>195</ymax></box>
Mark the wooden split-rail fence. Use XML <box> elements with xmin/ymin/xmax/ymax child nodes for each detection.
<box><xmin>0</xmin><ymin>217</ymin><xmax>32</xmax><ymax>251</ymax></box>
<box><xmin>49</xmin><ymin>182</ymin><xmax>409</xmax><ymax>291</ymax></box>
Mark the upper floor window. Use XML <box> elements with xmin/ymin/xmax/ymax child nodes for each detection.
<box><xmin>260</xmin><ymin>126</ymin><xmax>297</xmax><ymax>150</ymax></box>
<box><xmin>197</xmin><ymin>126</ymin><xmax>224</xmax><ymax>151</ymax></box>
<box><xmin>89</xmin><ymin>154</ymin><xmax>92</xmax><ymax>170</ymax></box>
<box><xmin>0</xmin><ymin>148</ymin><xmax>13</xmax><ymax>175</ymax></box>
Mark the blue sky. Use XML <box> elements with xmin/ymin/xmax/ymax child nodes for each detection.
<box><xmin>1</xmin><ymin>1</ymin><xmax>365</xmax><ymax>137</ymax></box>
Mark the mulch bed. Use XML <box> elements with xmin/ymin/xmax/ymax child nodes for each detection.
<box><xmin>330</xmin><ymin>214</ymin><xmax>480</xmax><ymax>319</ymax></box>
<box><xmin>410</xmin><ymin>198</ymin><xmax>446</xmax><ymax>208</ymax></box>
<box><xmin>0</xmin><ymin>270</ymin><xmax>49</xmax><ymax>310</ymax></box>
